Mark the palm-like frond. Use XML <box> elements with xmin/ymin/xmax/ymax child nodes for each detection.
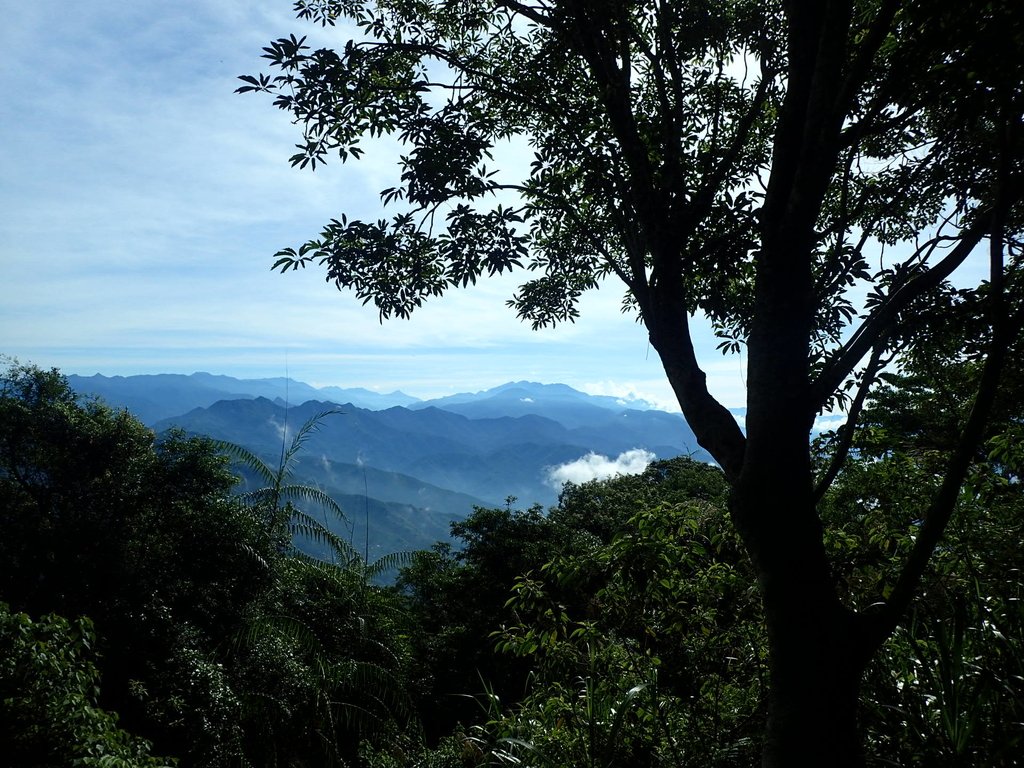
<box><xmin>363</xmin><ymin>549</ymin><xmax>415</xmax><ymax>578</ymax></box>
<box><xmin>280</xmin><ymin>408</ymin><xmax>342</xmax><ymax>475</ymax></box>
<box><xmin>289</xmin><ymin>508</ymin><xmax>358</xmax><ymax>563</ymax></box>
<box><xmin>214</xmin><ymin>408</ymin><xmax>423</xmax><ymax>761</ymax></box>
<box><xmin>278</xmin><ymin>483</ymin><xmax>347</xmax><ymax>524</ymax></box>
<box><xmin>216</xmin><ymin>409</ymin><xmax>350</xmax><ymax>549</ymax></box>
<box><xmin>327</xmin><ymin>659</ymin><xmax>414</xmax><ymax>725</ymax></box>
<box><xmin>238</xmin><ymin>612</ymin><xmax>324</xmax><ymax>657</ymax></box>
<box><xmin>235</xmin><ymin>540</ymin><xmax>273</xmax><ymax>572</ymax></box>
<box><xmin>214</xmin><ymin>438</ymin><xmax>278</xmax><ymax>488</ymax></box>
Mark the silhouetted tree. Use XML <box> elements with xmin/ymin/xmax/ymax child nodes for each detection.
<box><xmin>243</xmin><ymin>2</ymin><xmax>1024</xmax><ymax>762</ymax></box>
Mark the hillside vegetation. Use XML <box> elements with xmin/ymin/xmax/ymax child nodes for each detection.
<box><xmin>1</xmin><ymin>361</ymin><xmax>1022</xmax><ymax>766</ymax></box>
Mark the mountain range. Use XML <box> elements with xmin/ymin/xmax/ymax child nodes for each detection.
<box><xmin>67</xmin><ymin>371</ymin><xmax>419</xmax><ymax>423</ymax></box>
<box><xmin>68</xmin><ymin>373</ymin><xmax>707</xmax><ymax>557</ymax></box>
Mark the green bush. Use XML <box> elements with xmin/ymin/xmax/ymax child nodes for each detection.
<box><xmin>0</xmin><ymin>603</ymin><xmax>173</xmax><ymax>767</ymax></box>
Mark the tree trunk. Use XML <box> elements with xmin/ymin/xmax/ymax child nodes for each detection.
<box><xmin>731</xmin><ymin>407</ymin><xmax>870</xmax><ymax>766</ymax></box>
<box><xmin>729</xmin><ymin>449</ymin><xmax>873</xmax><ymax>767</ymax></box>
<box><xmin>760</xmin><ymin>589</ymin><xmax>868</xmax><ymax>768</ymax></box>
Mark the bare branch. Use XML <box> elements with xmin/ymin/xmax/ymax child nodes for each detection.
<box><xmin>812</xmin><ymin>338</ymin><xmax>890</xmax><ymax>504</ymax></box>
<box><xmin>811</xmin><ymin>216</ymin><xmax>990</xmax><ymax>413</ymax></box>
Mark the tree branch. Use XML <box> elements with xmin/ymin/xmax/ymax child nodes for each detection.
<box><xmin>649</xmin><ymin>295</ymin><xmax>746</xmax><ymax>479</ymax></box>
<box><xmin>810</xmin><ymin>216</ymin><xmax>990</xmax><ymax>413</ymax></box>
<box><xmin>812</xmin><ymin>338</ymin><xmax>889</xmax><ymax>504</ymax></box>
<box><xmin>564</xmin><ymin>3</ymin><xmax>663</xmax><ymax>245</ymax></box>
<box><xmin>864</xmin><ymin>229</ymin><xmax>1009</xmax><ymax>652</ymax></box>
<box><xmin>493</xmin><ymin>0</ymin><xmax>554</xmax><ymax>28</ymax></box>
<box><xmin>689</xmin><ymin>62</ymin><xmax>775</xmax><ymax>227</ymax></box>
<box><xmin>837</xmin><ymin>0</ymin><xmax>901</xmax><ymax>111</ymax></box>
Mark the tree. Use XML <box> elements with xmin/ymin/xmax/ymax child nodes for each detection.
<box><xmin>493</xmin><ymin>498</ymin><xmax>763</xmax><ymax>767</ymax></box>
<box><xmin>0</xmin><ymin>362</ymin><xmax>278</xmax><ymax>764</ymax></box>
<box><xmin>396</xmin><ymin>501</ymin><xmax>570</xmax><ymax>741</ymax></box>
<box><xmin>553</xmin><ymin>455</ymin><xmax>730</xmax><ymax>542</ymax></box>
<box><xmin>0</xmin><ymin>363</ymin><xmax>441</xmax><ymax>766</ymax></box>
<box><xmin>242</xmin><ymin>2</ymin><xmax>1024</xmax><ymax>763</ymax></box>
<box><xmin>396</xmin><ymin>458</ymin><xmax>733</xmax><ymax>747</ymax></box>
<box><xmin>219</xmin><ymin>410</ymin><xmax>420</xmax><ymax>765</ymax></box>
<box><xmin>214</xmin><ymin>407</ymin><xmax>354</xmax><ymax>558</ymax></box>
<box><xmin>815</xmin><ymin>320</ymin><xmax>1024</xmax><ymax>765</ymax></box>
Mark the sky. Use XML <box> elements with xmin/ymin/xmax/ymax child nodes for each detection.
<box><xmin>0</xmin><ymin>0</ymin><xmax>748</xmax><ymax>411</ymax></box>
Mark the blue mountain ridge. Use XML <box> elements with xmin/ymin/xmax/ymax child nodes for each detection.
<box><xmin>70</xmin><ymin>373</ymin><xmax>709</xmax><ymax>556</ymax></box>
<box><xmin>67</xmin><ymin>372</ymin><xmax>418</xmax><ymax>424</ymax></box>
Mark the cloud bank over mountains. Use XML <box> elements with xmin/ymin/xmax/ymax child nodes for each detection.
<box><xmin>546</xmin><ymin>448</ymin><xmax>657</xmax><ymax>488</ymax></box>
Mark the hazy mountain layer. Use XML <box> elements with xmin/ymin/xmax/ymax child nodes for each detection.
<box><xmin>71</xmin><ymin>374</ymin><xmax>706</xmax><ymax>554</ymax></box>
<box><xmin>68</xmin><ymin>372</ymin><xmax>417</xmax><ymax>423</ymax></box>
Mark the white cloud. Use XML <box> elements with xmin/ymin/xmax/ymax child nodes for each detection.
<box><xmin>267</xmin><ymin>415</ymin><xmax>290</xmax><ymax>445</ymax></box>
<box><xmin>319</xmin><ymin>454</ymin><xmax>332</xmax><ymax>473</ymax></box>
<box><xmin>715</xmin><ymin>409</ymin><xmax>846</xmax><ymax>435</ymax></box>
<box><xmin>813</xmin><ymin>413</ymin><xmax>848</xmax><ymax>433</ymax></box>
<box><xmin>730</xmin><ymin>410</ymin><xmax>747</xmax><ymax>430</ymax></box>
<box><xmin>545</xmin><ymin>448</ymin><xmax>655</xmax><ymax>489</ymax></box>
<box><xmin>580</xmin><ymin>380</ymin><xmax>679</xmax><ymax>412</ymax></box>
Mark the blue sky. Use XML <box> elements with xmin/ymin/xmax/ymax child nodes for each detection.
<box><xmin>0</xmin><ymin>0</ymin><xmax>749</xmax><ymax>410</ymax></box>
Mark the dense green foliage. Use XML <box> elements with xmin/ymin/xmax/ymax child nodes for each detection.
<box><xmin>0</xmin><ymin>363</ymin><xmax>414</xmax><ymax>766</ymax></box>
<box><xmin>816</xmin><ymin>327</ymin><xmax>1024</xmax><ymax>766</ymax></box>
<box><xmin>0</xmin><ymin>604</ymin><xmax>172</xmax><ymax>767</ymax></box>
<box><xmin>0</xmin><ymin>363</ymin><xmax>276</xmax><ymax>763</ymax></box>
<box><xmin>3</xmin><ymin>359</ymin><xmax>1021</xmax><ymax>765</ymax></box>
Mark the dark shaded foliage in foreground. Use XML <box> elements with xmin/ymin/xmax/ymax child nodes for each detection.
<box><xmin>1</xmin><ymin>361</ymin><xmax>1021</xmax><ymax>766</ymax></box>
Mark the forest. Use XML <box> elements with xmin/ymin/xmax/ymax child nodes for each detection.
<box><xmin>5</xmin><ymin>0</ymin><xmax>1024</xmax><ymax>765</ymax></box>
<box><xmin>1</xmin><ymin>353</ymin><xmax>1020</xmax><ymax>766</ymax></box>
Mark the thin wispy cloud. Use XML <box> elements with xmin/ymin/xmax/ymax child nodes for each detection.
<box><xmin>0</xmin><ymin>1</ymin><xmax>744</xmax><ymax>409</ymax></box>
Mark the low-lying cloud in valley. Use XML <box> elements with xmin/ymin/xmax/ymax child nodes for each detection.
<box><xmin>546</xmin><ymin>448</ymin><xmax>655</xmax><ymax>489</ymax></box>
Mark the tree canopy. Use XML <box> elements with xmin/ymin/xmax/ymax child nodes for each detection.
<box><xmin>0</xmin><ymin>363</ymin><xmax>415</xmax><ymax>766</ymax></box>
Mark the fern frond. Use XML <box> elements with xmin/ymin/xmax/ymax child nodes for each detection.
<box><xmin>277</xmin><ymin>483</ymin><xmax>347</xmax><ymax>523</ymax></box>
<box><xmin>239</xmin><ymin>688</ymin><xmax>293</xmax><ymax>720</ymax></box>
<box><xmin>239</xmin><ymin>613</ymin><xmax>324</xmax><ymax>657</ymax></box>
<box><xmin>236</xmin><ymin>487</ymin><xmax>279</xmax><ymax>507</ymax></box>
<box><xmin>236</xmin><ymin>541</ymin><xmax>273</xmax><ymax>572</ymax></box>
<box><xmin>213</xmin><ymin>439</ymin><xmax>278</xmax><ymax>487</ymax></box>
<box><xmin>331</xmin><ymin>659</ymin><xmax>412</xmax><ymax>718</ymax></box>
<box><xmin>289</xmin><ymin>509</ymin><xmax>359</xmax><ymax>563</ymax></box>
<box><xmin>282</xmin><ymin>409</ymin><xmax>343</xmax><ymax>474</ymax></box>
<box><xmin>365</xmin><ymin>550</ymin><xmax>414</xmax><ymax>578</ymax></box>
<box><xmin>290</xmin><ymin>524</ymin><xmax>356</xmax><ymax>564</ymax></box>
